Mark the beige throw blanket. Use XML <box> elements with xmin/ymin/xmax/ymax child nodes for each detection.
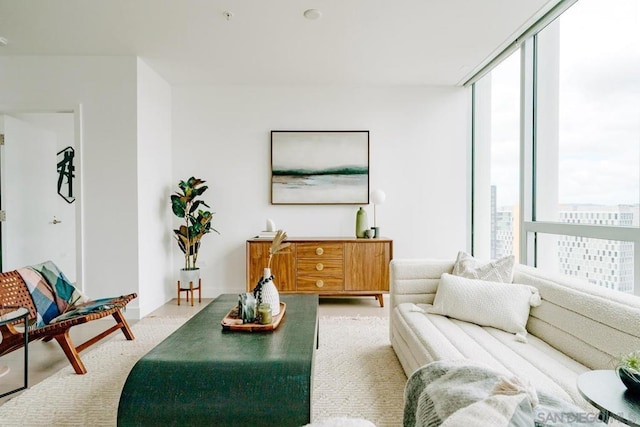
<box><xmin>403</xmin><ymin>360</ymin><xmax>604</xmax><ymax>427</ymax></box>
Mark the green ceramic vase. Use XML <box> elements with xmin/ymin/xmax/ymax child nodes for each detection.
<box><xmin>356</xmin><ymin>207</ymin><xmax>368</xmax><ymax>238</ymax></box>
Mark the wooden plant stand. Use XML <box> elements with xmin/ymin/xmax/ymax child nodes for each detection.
<box><xmin>177</xmin><ymin>278</ymin><xmax>201</xmax><ymax>306</ymax></box>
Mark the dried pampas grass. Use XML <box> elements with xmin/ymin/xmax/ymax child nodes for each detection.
<box><xmin>268</xmin><ymin>229</ymin><xmax>290</xmax><ymax>268</ymax></box>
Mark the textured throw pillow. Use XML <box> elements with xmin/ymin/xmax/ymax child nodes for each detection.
<box><xmin>452</xmin><ymin>251</ymin><xmax>515</xmax><ymax>283</ymax></box>
<box><xmin>427</xmin><ymin>273</ymin><xmax>541</xmax><ymax>342</ymax></box>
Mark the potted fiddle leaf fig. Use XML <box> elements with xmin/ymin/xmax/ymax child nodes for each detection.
<box><xmin>171</xmin><ymin>177</ymin><xmax>218</xmax><ymax>284</ymax></box>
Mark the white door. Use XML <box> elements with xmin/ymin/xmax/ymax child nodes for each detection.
<box><xmin>1</xmin><ymin>115</ymin><xmax>59</xmax><ymax>271</ymax></box>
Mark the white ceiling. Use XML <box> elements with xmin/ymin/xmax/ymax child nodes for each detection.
<box><xmin>0</xmin><ymin>0</ymin><xmax>558</xmax><ymax>86</ymax></box>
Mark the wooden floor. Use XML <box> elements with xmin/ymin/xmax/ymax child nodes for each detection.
<box><xmin>0</xmin><ymin>294</ymin><xmax>388</xmax><ymax>404</ymax></box>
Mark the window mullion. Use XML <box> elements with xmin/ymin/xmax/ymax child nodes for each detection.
<box><xmin>520</xmin><ymin>39</ymin><xmax>535</xmax><ymax>266</ymax></box>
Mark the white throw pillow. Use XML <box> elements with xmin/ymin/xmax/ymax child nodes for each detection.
<box><xmin>427</xmin><ymin>273</ymin><xmax>541</xmax><ymax>342</ymax></box>
<box><xmin>452</xmin><ymin>251</ymin><xmax>515</xmax><ymax>283</ymax></box>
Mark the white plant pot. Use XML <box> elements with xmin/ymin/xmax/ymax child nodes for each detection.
<box><xmin>260</xmin><ymin>268</ymin><xmax>280</xmax><ymax>316</ymax></box>
<box><xmin>179</xmin><ymin>268</ymin><xmax>200</xmax><ymax>286</ymax></box>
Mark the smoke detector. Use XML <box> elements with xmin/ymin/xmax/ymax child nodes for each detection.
<box><xmin>303</xmin><ymin>9</ymin><xmax>322</xmax><ymax>20</ymax></box>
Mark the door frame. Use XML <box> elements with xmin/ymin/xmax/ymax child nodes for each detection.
<box><xmin>0</xmin><ymin>104</ymin><xmax>84</xmax><ymax>291</ymax></box>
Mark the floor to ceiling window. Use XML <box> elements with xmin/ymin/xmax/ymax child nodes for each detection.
<box><xmin>472</xmin><ymin>0</ymin><xmax>640</xmax><ymax>294</ymax></box>
<box><xmin>473</xmin><ymin>51</ymin><xmax>521</xmax><ymax>261</ymax></box>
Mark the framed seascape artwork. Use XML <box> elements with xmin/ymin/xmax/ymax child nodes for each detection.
<box><xmin>271</xmin><ymin>130</ymin><xmax>370</xmax><ymax>205</ymax></box>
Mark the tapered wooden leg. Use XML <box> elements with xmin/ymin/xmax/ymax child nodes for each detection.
<box><xmin>54</xmin><ymin>331</ymin><xmax>87</xmax><ymax>375</ymax></box>
<box><xmin>376</xmin><ymin>294</ymin><xmax>384</xmax><ymax>307</ymax></box>
<box><xmin>177</xmin><ymin>280</ymin><xmax>181</xmax><ymax>306</ymax></box>
<box><xmin>198</xmin><ymin>278</ymin><xmax>202</xmax><ymax>303</ymax></box>
<box><xmin>112</xmin><ymin>309</ymin><xmax>135</xmax><ymax>340</ymax></box>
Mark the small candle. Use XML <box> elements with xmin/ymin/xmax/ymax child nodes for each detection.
<box><xmin>258</xmin><ymin>303</ymin><xmax>272</xmax><ymax>324</ymax></box>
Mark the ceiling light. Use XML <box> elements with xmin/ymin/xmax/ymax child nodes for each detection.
<box><xmin>303</xmin><ymin>9</ymin><xmax>322</xmax><ymax>20</ymax></box>
<box><xmin>0</xmin><ymin>37</ymin><xmax>8</xmax><ymax>47</ymax></box>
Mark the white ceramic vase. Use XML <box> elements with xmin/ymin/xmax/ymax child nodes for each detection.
<box><xmin>179</xmin><ymin>268</ymin><xmax>200</xmax><ymax>286</ymax></box>
<box><xmin>260</xmin><ymin>268</ymin><xmax>281</xmax><ymax>316</ymax></box>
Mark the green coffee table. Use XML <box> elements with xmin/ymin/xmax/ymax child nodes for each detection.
<box><xmin>117</xmin><ymin>293</ymin><xmax>318</xmax><ymax>427</ymax></box>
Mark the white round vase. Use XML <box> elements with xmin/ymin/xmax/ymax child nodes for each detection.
<box><xmin>260</xmin><ymin>268</ymin><xmax>280</xmax><ymax>316</ymax></box>
<box><xmin>179</xmin><ymin>268</ymin><xmax>200</xmax><ymax>285</ymax></box>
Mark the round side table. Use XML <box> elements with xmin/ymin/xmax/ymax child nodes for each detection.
<box><xmin>577</xmin><ymin>369</ymin><xmax>640</xmax><ymax>426</ymax></box>
<box><xmin>0</xmin><ymin>306</ymin><xmax>29</xmax><ymax>398</ymax></box>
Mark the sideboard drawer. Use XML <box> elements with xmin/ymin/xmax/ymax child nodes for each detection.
<box><xmin>297</xmin><ymin>276</ymin><xmax>344</xmax><ymax>291</ymax></box>
<box><xmin>296</xmin><ymin>243</ymin><xmax>343</xmax><ymax>259</ymax></box>
<box><xmin>297</xmin><ymin>259</ymin><xmax>343</xmax><ymax>275</ymax></box>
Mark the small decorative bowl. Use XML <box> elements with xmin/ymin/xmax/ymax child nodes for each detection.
<box><xmin>617</xmin><ymin>366</ymin><xmax>640</xmax><ymax>394</ymax></box>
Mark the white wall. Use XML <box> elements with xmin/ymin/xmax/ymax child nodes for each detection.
<box><xmin>0</xmin><ymin>56</ymin><xmax>142</xmax><ymax>317</ymax></box>
<box><xmin>0</xmin><ymin>55</ymin><xmax>470</xmax><ymax>316</ymax></box>
<box><xmin>172</xmin><ymin>85</ymin><xmax>470</xmax><ymax>296</ymax></box>
<box><xmin>136</xmin><ymin>58</ymin><xmax>173</xmax><ymax>317</ymax></box>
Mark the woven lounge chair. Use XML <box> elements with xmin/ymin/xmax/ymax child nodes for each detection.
<box><xmin>0</xmin><ymin>270</ymin><xmax>137</xmax><ymax>374</ymax></box>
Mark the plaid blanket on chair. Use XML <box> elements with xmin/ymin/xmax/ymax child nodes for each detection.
<box><xmin>17</xmin><ymin>261</ymin><xmax>88</xmax><ymax>327</ymax></box>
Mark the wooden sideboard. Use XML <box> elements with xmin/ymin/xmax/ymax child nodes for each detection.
<box><xmin>246</xmin><ymin>237</ymin><xmax>393</xmax><ymax>307</ymax></box>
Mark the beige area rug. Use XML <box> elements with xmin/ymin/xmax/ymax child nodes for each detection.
<box><xmin>313</xmin><ymin>316</ymin><xmax>407</xmax><ymax>426</ymax></box>
<box><xmin>0</xmin><ymin>314</ymin><xmax>406</xmax><ymax>426</ymax></box>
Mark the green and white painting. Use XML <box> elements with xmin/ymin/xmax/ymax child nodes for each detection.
<box><xmin>271</xmin><ymin>131</ymin><xmax>369</xmax><ymax>204</ymax></box>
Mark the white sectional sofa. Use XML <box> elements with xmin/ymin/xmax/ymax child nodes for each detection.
<box><xmin>390</xmin><ymin>258</ymin><xmax>640</xmax><ymax>409</ymax></box>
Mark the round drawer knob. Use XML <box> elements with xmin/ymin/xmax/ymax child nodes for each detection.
<box><xmin>316</xmin><ymin>247</ymin><xmax>324</xmax><ymax>255</ymax></box>
<box><xmin>316</xmin><ymin>280</ymin><xmax>324</xmax><ymax>288</ymax></box>
<box><xmin>316</xmin><ymin>263</ymin><xmax>324</xmax><ymax>271</ymax></box>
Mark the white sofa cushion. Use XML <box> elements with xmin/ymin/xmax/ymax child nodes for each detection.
<box><xmin>452</xmin><ymin>251</ymin><xmax>515</xmax><ymax>283</ymax></box>
<box><xmin>391</xmin><ymin>303</ymin><xmax>591</xmax><ymax>409</ymax></box>
<box><xmin>427</xmin><ymin>273</ymin><xmax>540</xmax><ymax>342</ymax></box>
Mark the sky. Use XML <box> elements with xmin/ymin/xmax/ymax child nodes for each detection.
<box><xmin>490</xmin><ymin>0</ymin><xmax>640</xmax><ymax>208</ymax></box>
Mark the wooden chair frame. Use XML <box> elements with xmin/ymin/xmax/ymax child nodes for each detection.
<box><xmin>0</xmin><ymin>270</ymin><xmax>137</xmax><ymax>375</ymax></box>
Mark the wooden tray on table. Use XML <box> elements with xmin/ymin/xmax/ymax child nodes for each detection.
<box><xmin>221</xmin><ymin>302</ymin><xmax>286</xmax><ymax>332</ymax></box>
